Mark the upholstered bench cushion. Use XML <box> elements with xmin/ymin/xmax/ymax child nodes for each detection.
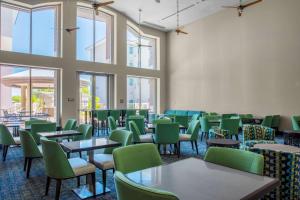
<box><xmin>179</xmin><ymin>134</ymin><xmax>191</xmax><ymax>141</ymax></box>
<box><xmin>93</xmin><ymin>154</ymin><xmax>114</xmax><ymax>170</ymax></box>
<box><xmin>69</xmin><ymin>158</ymin><xmax>96</xmax><ymax>176</ymax></box>
<box><xmin>13</xmin><ymin>137</ymin><xmax>21</xmax><ymax>145</ymax></box>
<box><xmin>139</xmin><ymin>134</ymin><xmax>153</xmax><ymax>143</ymax></box>
<box><xmin>244</xmin><ymin>140</ymin><xmax>276</xmax><ymax>147</ymax></box>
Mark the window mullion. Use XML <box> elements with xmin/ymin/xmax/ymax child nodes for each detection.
<box><xmin>93</xmin><ymin>10</ymin><xmax>96</xmax><ymax>62</ymax></box>
<box><xmin>30</xmin><ymin>9</ymin><xmax>33</xmax><ymax>54</ymax></box>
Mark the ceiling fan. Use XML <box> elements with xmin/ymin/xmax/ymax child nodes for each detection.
<box><xmin>175</xmin><ymin>0</ymin><xmax>188</xmax><ymax>35</ymax></box>
<box><xmin>90</xmin><ymin>0</ymin><xmax>114</xmax><ymax>15</ymax></box>
<box><xmin>222</xmin><ymin>0</ymin><xmax>263</xmax><ymax>17</ymax></box>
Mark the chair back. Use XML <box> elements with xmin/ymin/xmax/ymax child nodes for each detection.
<box><xmin>25</xmin><ymin>119</ymin><xmax>48</xmax><ymax>127</ymax></box>
<box><xmin>110</xmin><ymin>110</ymin><xmax>121</xmax><ymax>121</ymax></box>
<box><xmin>126</xmin><ymin>109</ymin><xmax>137</xmax><ymax>118</ymax></box>
<box><xmin>74</xmin><ymin>124</ymin><xmax>92</xmax><ymax>141</ymax></box>
<box><xmin>174</xmin><ymin>115</ymin><xmax>189</xmax><ymax>128</ymax></box>
<box><xmin>19</xmin><ymin>130</ymin><xmax>42</xmax><ymax>158</ymax></box>
<box><xmin>261</xmin><ymin>116</ymin><xmax>273</xmax><ymax>128</ymax></box>
<box><xmin>63</xmin><ymin>119</ymin><xmax>77</xmax><ymax>131</ymax></box>
<box><xmin>186</xmin><ymin>120</ymin><xmax>200</xmax><ymax>141</ymax></box>
<box><xmin>139</xmin><ymin>109</ymin><xmax>148</xmax><ymax>119</ymax></box>
<box><xmin>104</xmin><ymin>129</ymin><xmax>132</xmax><ymax>154</ymax></box>
<box><xmin>200</xmin><ymin>117</ymin><xmax>211</xmax><ymax>132</ymax></box>
<box><xmin>191</xmin><ymin>114</ymin><xmax>200</xmax><ymax>121</ymax></box>
<box><xmin>152</xmin><ymin>118</ymin><xmax>172</xmax><ymax>126</ymax></box>
<box><xmin>113</xmin><ymin>143</ymin><xmax>162</xmax><ymax>174</ymax></box>
<box><xmin>271</xmin><ymin>115</ymin><xmax>280</xmax><ymax>129</ymax></box>
<box><xmin>114</xmin><ymin>171</ymin><xmax>179</xmax><ymax>200</ymax></box>
<box><xmin>126</xmin><ymin>116</ymin><xmax>145</xmax><ymax>134</ymax></box>
<box><xmin>96</xmin><ymin>110</ymin><xmax>108</xmax><ymax>121</ymax></box>
<box><xmin>291</xmin><ymin>116</ymin><xmax>300</xmax><ymax>131</ymax></box>
<box><xmin>129</xmin><ymin>121</ymin><xmax>141</xmax><ymax>143</ymax></box>
<box><xmin>0</xmin><ymin>124</ymin><xmax>15</xmax><ymax>145</ymax></box>
<box><xmin>108</xmin><ymin>116</ymin><xmax>117</xmax><ymax>131</ymax></box>
<box><xmin>41</xmin><ymin>138</ymin><xmax>75</xmax><ymax>179</ymax></box>
<box><xmin>204</xmin><ymin>147</ymin><xmax>264</xmax><ymax>175</ymax></box>
<box><xmin>31</xmin><ymin>123</ymin><xmax>56</xmax><ymax>145</ymax></box>
<box><xmin>220</xmin><ymin>118</ymin><xmax>240</xmax><ymax>136</ymax></box>
<box><xmin>155</xmin><ymin>123</ymin><xmax>179</xmax><ymax>144</ymax></box>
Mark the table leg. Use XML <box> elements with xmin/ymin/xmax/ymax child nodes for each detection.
<box><xmin>84</xmin><ymin>111</ymin><xmax>87</xmax><ymax>124</ymax></box>
<box><xmin>72</xmin><ymin>150</ymin><xmax>111</xmax><ymax>199</ymax></box>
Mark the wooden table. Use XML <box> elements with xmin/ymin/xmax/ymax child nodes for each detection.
<box><xmin>282</xmin><ymin>130</ymin><xmax>300</xmax><ymax>146</ymax></box>
<box><xmin>38</xmin><ymin>130</ymin><xmax>81</xmax><ymax>138</ymax></box>
<box><xmin>207</xmin><ymin>139</ymin><xmax>240</xmax><ymax>149</ymax></box>
<box><xmin>125</xmin><ymin>158</ymin><xmax>279</xmax><ymax>200</ymax></box>
<box><xmin>60</xmin><ymin>138</ymin><xmax>121</xmax><ymax>199</ymax></box>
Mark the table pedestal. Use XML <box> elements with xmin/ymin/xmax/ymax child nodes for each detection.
<box><xmin>73</xmin><ymin>182</ymin><xmax>110</xmax><ymax>199</ymax></box>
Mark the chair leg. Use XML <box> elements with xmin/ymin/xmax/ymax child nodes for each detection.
<box><xmin>113</xmin><ymin>168</ymin><xmax>115</xmax><ymax>173</ymax></box>
<box><xmin>91</xmin><ymin>172</ymin><xmax>96</xmax><ymax>196</ymax></box>
<box><xmin>157</xmin><ymin>144</ymin><xmax>161</xmax><ymax>153</ymax></box>
<box><xmin>102</xmin><ymin>170</ymin><xmax>106</xmax><ymax>193</ymax></box>
<box><xmin>24</xmin><ymin>158</ymin><xmax>28</xmax><ymax>171</ymax></box>
<box><xmin>191</xmin><ymin>141</ymin><xmax>194</xmax><ymax>150</ymax></box>
<box><xmin>67</xmin><ymin>152</ymin><xmax>70</xmax><ymax>159</ymax></box>
<box><xmin>235</xmin><ymin>134</ymin><xmax>239</xmax><ymax>141</ymax></box>
<box><xmin>77</xmin><ymin>176</ymin><xmax>80</xmax><ymax>187</ymax></box>
<box><xmin>201</xmin><ymin>133</ymin><xmax>204</xmax><ymax>141</ymax></box>
<box><xmin>194</xmin><ymin>141</ymin><xmax>199</xmax><ymax>155</ymax></box>
<box><xmin>26</xmin><ymin>158</ymin><xmax>32</xmax><ymax>178</ymax></box>
<box><xmin>45</xmin><ymin>176</ymin><xmax>51</xmax><ymax>196</ymax></box>
<box><xmin>3</xmin><ymin>145</ymin><xmax>8</xmax><ymax>161</ymax></box>
<box><xmin>55</xmin><ymin>179</ymin><xmax>62</xmax><ymax>200</ymax></box>
<box><xmin>177</xmin><ymin>142</ymin><xmax>180</xmax><ymax>158</ymax></box>
<box><xmin>79</xmin><ymin>151</ymin><xmax>82</xmax><ymax>158</ymax></box>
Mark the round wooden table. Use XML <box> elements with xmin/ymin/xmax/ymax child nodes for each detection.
<box><xmin>206</xmin><ymin>139</ymin><xmax>240</xmax><ymax>149</ymax></box>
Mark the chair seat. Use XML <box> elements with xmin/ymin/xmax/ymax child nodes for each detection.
<box><xmin>93</xmin><ymin>154</ymin><xmax>114</xmax><ymax>170</ymax></box>
<box><xmin>179</xmin><ymin>134</ymin><xmax>191</xmax><ymax>141</ymax></box>
<box><xmin>140</xmin><ymin>134</ymin><xmax>153</xmax><ymax>143</ymax></box>
<box><xmin>68</xmin><ymin>158</ymin><xmax>96</xmax><ymax>176</ymax></box>
<box><xmin>13</xmin><ymin>137</ymin><xmax>21</xmax><ymax>145</ymax></box>
<box><xmin>37</xmin><ymin>145</ymin><xmax>43</xmax><ymax>155</ymax></box>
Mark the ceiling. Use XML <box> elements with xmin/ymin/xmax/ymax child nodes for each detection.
<box><xmin>110</xmin><ymin>0</ymin><xmax>239</xmax><ymax>31</ymax></box>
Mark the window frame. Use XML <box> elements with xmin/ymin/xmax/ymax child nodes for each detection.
<box><xmin>76</xmin><ymin>5</ymin><xmax>115</xmax><ymax>64</ymax></box>
<box><xmin>0</xmin><ymin>1</ymin><xmax>61</xmax><ymax>57</ymax></box>
<box><xmin>127</xmin><ymin>22</ymin><xmax>159</xmax><ymax>70</ymax></box>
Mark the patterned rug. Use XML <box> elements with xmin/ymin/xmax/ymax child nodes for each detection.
<box><xmin>0</xmin><ymin>133</ymin><xmax>283</xmax><ymax>200</ymax></box>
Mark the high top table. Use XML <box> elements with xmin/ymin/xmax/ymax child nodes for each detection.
<box><xmin>125</xmin><ymin>158</ymin><xmax>279</xmax><ymax>200</ymax></box>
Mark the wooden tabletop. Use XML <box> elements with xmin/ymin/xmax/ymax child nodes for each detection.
<box><xmin>60</xmin><ymin>138</ymin><xmax>121</xmax><ymax>153</ymax></box>
<box><xmin>125</xmin><ymin>158</ymin><xmax>279</xmax><ymax>200</ymax></box>
<box><xmin>253</xmin><ymin>144</ymin><xmax>300</xmax><ymax>153</ymax></box>
<box><xmin>38</xmin><ymin>130</ymin><xmax>81</xmax><ymax>138</ymax></box>
<box><xmin>147</xmin><ymin>123</ymin><xmax>185</xmax><ymax>129</ymax></box>
<box><xmin>207</xmin><ymin>139</ymin><xmax>240</xmax><ymax>146</ymax></box>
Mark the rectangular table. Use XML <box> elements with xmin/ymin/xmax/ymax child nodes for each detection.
<box><xmin>125</xmin><ymin>158</ymin><xmax>279</xmax><ymax>200</ymax></box>
<box><xmin>61</xmin><ymin>138</ymin><xmax>121</xmax><ymax>199</ymax></box>
<box><xmin>38</xmin><ymin>130</ymin><xmax>81</xmax><ymax>138</ymax></box>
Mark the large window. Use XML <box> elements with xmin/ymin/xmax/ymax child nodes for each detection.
<box><xmin>0</xmin><ymin>65</ymin><xmax>59</xmax><ymax>123</ymax></box>
<box><xmin>127</xmin><ymin>76</ymin><xmax>156</xmax><ymax>112</ymax></box>
<box><xmin>77</xmin><ymin>6</ymin><xmax>113</xmax><ymax>63</ymax></box>
<box><xmin>127</xmin><ymin>26</ymin><xmax>157</xmax><ymax>69</ymax></box>
<box><xmin>0</xmin><ymin>3</ymin><xmax>60</xmax><ymax>57</ymax></box>
<box><xmin>79</xmin><ymin>73</ymin><xmax>109</xmax><ymax>123</ymax></box>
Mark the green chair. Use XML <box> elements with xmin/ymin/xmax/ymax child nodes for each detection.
<box><xmin>191</xmin><ymin>114</ymin><xmax>200</xmax><ymax>121</ymax></box>
<box><xmin>261</xmin><ymin>115</ymin><xmax>273</xmax><ymax>128</ymax></box>
<box><xmin>126</xmin><ymin>109</ymin><xmax>137</xmax><ymax>118</ymax></box>
<box><xmin>209</xmin><ymin>118</ymin><xmax>240</xmax><ymax>140</ymax></box>
<box><xmin>114</xmin><ymin>171</ymin><xmax>179</xmax><ymax>200</ymax></box>
<box><xmin>92</xmin><ymin>130</ymin><xmax>132</xmax><ymax>193</ymax></box>
<box><xmin>95</xmin><ymin>110</ymin><xmax>109</xmax><ymax>136</ymax></box>
<box><xmin>126</xmin><ymin>116</ymin><xmax>145</xmax><ymax>134</ymax></box>
<box><xmin>174</xmin><ymin>115</ymin><xmax>189</xmax><ymax>130</ymax></box>
<box><xmin>291</xmin><ymin>116</ymin><xmax>300</xmax><ymax>131</ymax></box>
<box><xmin>113</xmin><ymin>143</ymin><xmax>162</xmax><ymax>174</ymax></box>
<box><xmin>152</xmin><ymin>118</ymin><xmax>172</xmax><ymax>125</ymax></box>
<box><xmin>200</xmin><ymin>117</ymin><xmax>212</xmax><ymax>141</ymax></box>
<box><xmin>41</xmin><ymin>138</ymin><xmax>96</xmax><ymax>200</ymax></box>
<box><xmin>0</xmin><ymin>124</ymin><xmax>21</xmax><ymax>161</ymax></box>
<box><xmin>179</xmin><ymin>120</ymin><xmax>200</xmax><ymax>154</ymax></box>
<box><xmin>154</xmin><ymin>123</ymin><xmax>180</xmax><ymax>157</ymax></box>
<box><xmin>110</xmin><ymin>110</ymin><xmax>121</xmax><ymax>125</ymax></box>
<box><xmin>25</xmin><ymin>119</ymin><xmax>48</xmax><ymax>127</ymax></box>
<box><xmin>129</xmin><ymin>121</ymin><xmax>153</xmax><ymax>143</ymax></box>
<box><xmin>271</xmin><ymin>115</ymin><xmax>280</xmax><ymax>130</ymax></box>
<box><xmin>108</xmin><ymin>116</ymin><xmax>117</xmax><ymax>131</ymax></box>
<box><xmin>19</xmin><ymin>130</ymin><xmax>43</xmax><ymax>178</ymax></box>
<box><xmin>63</xmin><ymin>119</ymin><xmax>77</xmax><ymax>131</ymax></box>
<box><xmin>139</xmin><ymin>109</ymin><xmax>148</xmax><ymax>121</ymax></box>
<box><xmin>31</xmin><ymin>123</ymin><xmax>56</xmax><ymax>145</ymax></box>
<box><xmin>71</xmin><ymin>124</ymin><xmax>93</xmax><ymax>157</ymax></box>
<box><xmin>204</xmin><ymin>147</ymin><xmax>264</xmax><ymax>175</ymax></box>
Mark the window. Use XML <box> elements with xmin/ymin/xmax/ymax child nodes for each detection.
<box><xmin>77</xmin><ymin>6</ymin><xmax>113</xmax><ymax>63</ymax></box>
<box><xmin>127</xmin><ymin>26</ymin><xmax>157</xmax><ymax>69</ymax></box>
<box><xmin>0</xmin><ymin>3</ymin><xmax>60</xmax><ymax>57</ymax></box>
<box><xmin>0</xmin><ymin>65</ymin><xmax>59</xmax><ymax>123</ymax></box>
<box><xmin>127</xmin><ymin>76</ymin><xmax>156</xmax><ymax>112</ymax></box>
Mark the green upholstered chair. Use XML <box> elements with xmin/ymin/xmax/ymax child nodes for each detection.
<box><xmin>241</xmin><ymin>125</ymin><xmax>276</xmax><ymax>150</ymax></box>
<box><xmin>191</xmin><ymin>114</ymin><xmax>200</xmax><ymax>121</ymax></box>
<box><xmin>271</xmin><ymin>115</ymin><xmax>280</xmax><ymax>131</ymax></box>
<box><xmin>113</xmin><ymin>143</ymin><xmax>162</xmax><ymax>174</ymax></box>
<box><xmin>19</xmin><ymin>130</ymin><xmax>43</xmax><ymax>178</ymax></box>
<box><xmin>71</xmin><ymin>124</ymin><xmax>92</xmax><ymax>157</ymax></box>
<box><xmin>222</xmin><ymin>114</ymin><xmax>237</xmax><ymax>119</ymax></box>
<box><xmin>154</xmin><ymin>123</ymin><xmax>180</xmax><ymax>157</ymax></box>
<box><xmin>209</xmin><ymin>118</ymin><xmax>240</xmax><ymax>140</ymax></box>
<box><xmin>126</xmin><ymin>116</ymin><xmax>145</xmax><ymax>134</ymax></box>
<box><xmin>31</xmin><ymin>123</ymin><xmax>56</xmax><ymax>145</ymax></box>
<box><xmin>114</xmin><ymin>171</ymin><xmax>179</xmax><ymax>200</ymax></box>
<box><xmin>129</xmin><ymin>121</ymin><xmax>153</xmax><ymax>143</ymax></box>
<box><xmin>261</xmin><ymin>115</ymin><xmax>273</xmax><ymax>128</ymax></box>
<box><xmin>139</xmin><ymin>109</ymin><xmax>148</xmax><ymax>120</ymax></box>
<box><xmin>110</xmin><ymin>110</ymin><xmax>121</xmax><ymax>125</ymax></box>
<box><xmin>126</xmin><ymin>109</ymin><xmax>137</xmax><ymax>118</ymax></box>
<box><xmin>199</xmin><ymin>117</ymin><xmax>213</xmax><ymax>141</ymax></box>
<box><xmin>152</xmin><ymin>118</ymin><xmax>172</xmax><ymax>125</ymax></box>
<box><xmin>41</xmin><ymin>138</ymin><xmax>96</xmax><ymax>200</ymax></box>
<box><xmin>179</xmin><ymin>120</ymin><xmax>200</xmax><ymax>154</ymax></box>
<box><xmin>204</xmin><ymin>147</ymin><xmax>264</xmax><ymax>175</ymax></box>
<box><xmin>174</xmin><ymin>115</ymin><xmax>189</xmax><ymax>130</ymax></box>
<box><xmin>0</xmin><ymin>124</ymin><xmax>21</xmax><ymax>161</ymax></box>
<box><xmin>95</xmin><ymin>110</ymin><xmax>108</xmax><ymax>135</ymax></box>
<box><xmin>92</xmin><ymin>129</ymin><xmax>132</xmax><ymax>193</ymax></box>
<box><xmin>108</xmin><ymin>116</ymin><xmax>117</xmax><ymax>131</ymax></box>
<box><xmin>63</xmin><ymin>119</ymin><xmax>77</xmax><ymax>131</ymax></box>
<box><xmin>25</xmin><ymin>119</ymin><xmax>48</xmax><ymax>127</ymax></box>
<box><xmin>291</xmin><ymin>116</ymin><xmax>300</xmax><ymax>131</ymax></box>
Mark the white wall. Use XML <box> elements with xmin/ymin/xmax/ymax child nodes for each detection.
<box><xmin>0</xmin><ymin>0</ymin><xmax>167</xmax><ymax>124</ymax></box>
<box><xmin>167</xmin><ymin>0</ymin><xmax>300</xmax><ymax>130</ymax></box>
